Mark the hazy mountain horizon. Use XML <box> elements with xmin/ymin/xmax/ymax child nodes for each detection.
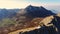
<box><xmin>0</xmin><ymin>5</ymin><xmax>60</xmax><ymax>13</ymax></box>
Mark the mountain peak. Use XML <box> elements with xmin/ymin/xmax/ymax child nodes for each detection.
<box><xmin>28</xmin><ymin>5</ymin><xmax>32</xmax><ymax>7</ymax></box>
<box><xmin>25</xmin><ymin>5</ymin><xmax>47</xmax><ymax>11</ymax></box>
<box><xmin>25</xmin><ymin>5</ymin><xmax>35</xmax><ymax>10</ymax></box>
<box><xmin>25</xmin><ymin>5</ymin><xmax>56</xmax><ymax>17</ymax></box>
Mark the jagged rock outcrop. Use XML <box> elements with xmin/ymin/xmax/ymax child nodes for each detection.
<box><xmin>51</xmin><ymin>16</ymin><xmax>60</xmax><ymax>34</ymax></box>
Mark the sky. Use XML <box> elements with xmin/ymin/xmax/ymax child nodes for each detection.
<box><xmin>0</xmin><ymin>0</ymin><xmax>60</xmax><ymax>9</ymax></box>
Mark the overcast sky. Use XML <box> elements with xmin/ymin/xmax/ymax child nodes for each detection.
<box><xmin>0</xmin><ymin>0</ymin><xmax>60</xmax><ymax>9</ymax></box>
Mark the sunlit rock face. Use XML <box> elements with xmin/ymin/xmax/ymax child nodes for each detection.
<box><xmin>40</xmin><ymin>16</ymin><xmax>54</xmax><ymax>26</ymax></box>
<box><xmin>21</xmin><ymin>26</ymin><xmax>57</xmax><ymax>34</ymax></box>
<box><xmin>18</xmin><ymin>16</ymin><xmax>60</xmax><ymax>34</ymax></box>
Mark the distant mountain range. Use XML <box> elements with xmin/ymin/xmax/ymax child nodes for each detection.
<box><xmin>0</xmin><ymin>5</ymin><xmax>56</xmax><ymax>19</ymax></box>
<box><xmin>0</xmin><ymin>9</ymin><xmax>20</xmax><ymax>19</ymax></box>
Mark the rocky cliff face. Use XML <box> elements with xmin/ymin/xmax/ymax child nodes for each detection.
<box><xmin>18</xmin><ymin>16</ymin><xmax>60</xmax><ymax>34</ymax></box>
